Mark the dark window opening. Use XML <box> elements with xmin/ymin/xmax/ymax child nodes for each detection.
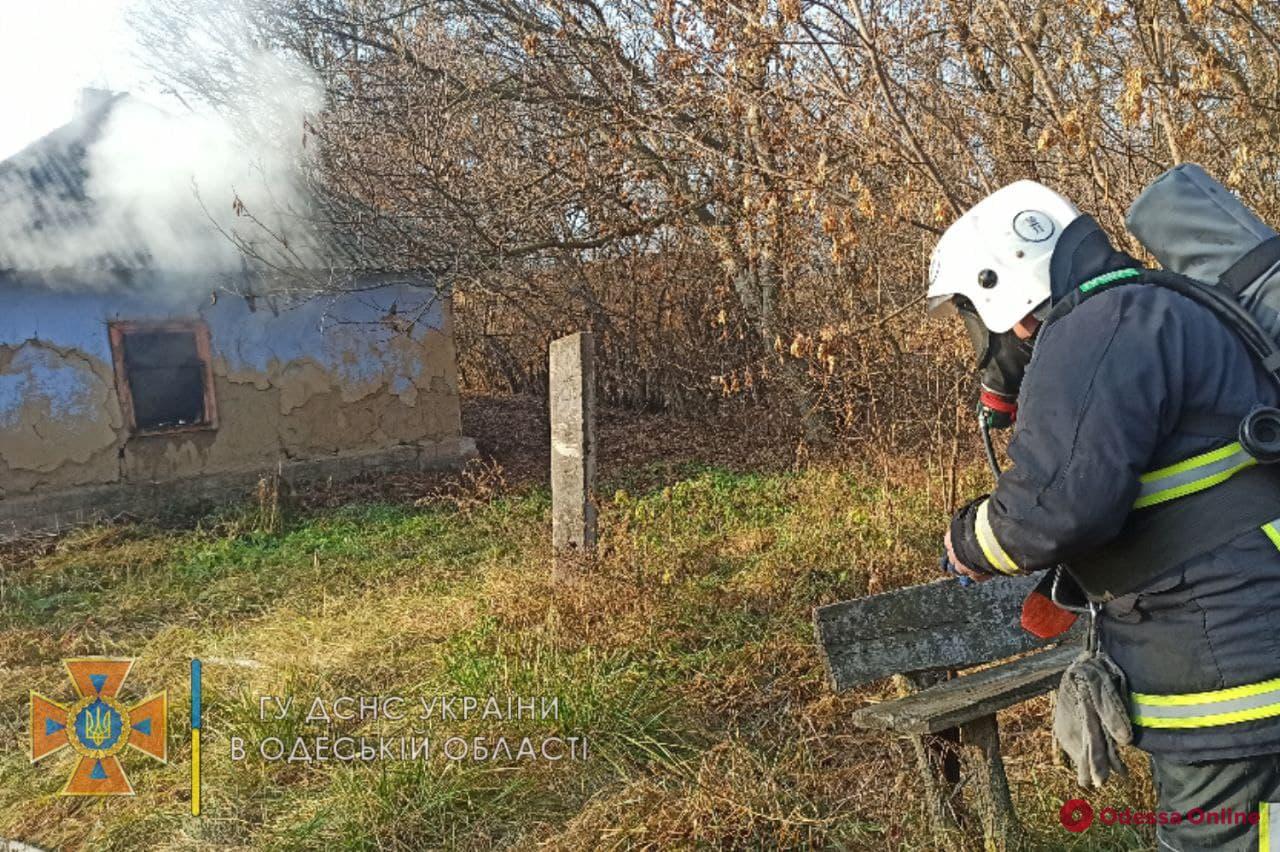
<box><xmin>109</xmin><ymin>321</ymin><xmax>217</xmax><ymax>434</ymax></box>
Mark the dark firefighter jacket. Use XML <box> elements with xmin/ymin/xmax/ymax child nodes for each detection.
<box><xmin>950</xmin><ymin>214</ymin><xmax>1280</xmax><ymax>761</ymax></box>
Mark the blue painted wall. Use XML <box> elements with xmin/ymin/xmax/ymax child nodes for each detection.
<box><xmin>0</xmin><ymin>276</ymin><xmax>445</xmax><ymax>387</ymax></box>
<box><xmin>0</xmin><ymin>273</ymin><xmax>458</xmax><ymax>491</ymax></box>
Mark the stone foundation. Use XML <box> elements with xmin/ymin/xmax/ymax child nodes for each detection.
<box><xmin>0</xmin><ymin>437</ymin><xmax>476</xmax><ymax>538</ymax></box>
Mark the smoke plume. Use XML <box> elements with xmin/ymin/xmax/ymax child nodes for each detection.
<box><xmin>0</xmin><ymin>4</ymin><xmax>327</xmax><ymax>282</ymax></box>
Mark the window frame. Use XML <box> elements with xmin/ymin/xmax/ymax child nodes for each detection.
<box><xmin>108</xmin><ymin>319</ymin><xmax>219</xmax><ymax>435</ymax></box>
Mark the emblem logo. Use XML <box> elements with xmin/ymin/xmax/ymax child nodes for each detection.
<box><xmin>1013</xmin><ymin>209</ymin><xmax>1056</xmax><ymax>242</ymax></box>
<box><xmin>31</xmin><ymin>658</ymin><xmax>167</xmax><ymax>795</ymax></box>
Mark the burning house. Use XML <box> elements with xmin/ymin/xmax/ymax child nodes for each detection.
<box><xmin>0</xmin><ymin>91</ymin><xmax>472</xmax><ymax>534</ymax></box>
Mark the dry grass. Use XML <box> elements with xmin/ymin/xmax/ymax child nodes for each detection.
<box><xmin>0</xmin><ymin>398</ymin><xmax>1156</xmax><ymax>850</ymax></box>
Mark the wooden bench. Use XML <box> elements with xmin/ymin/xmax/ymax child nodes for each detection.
<box><xmin>813</xmin><ymin>574</ymin><xmax>1082</xmax><ymax>848</ymax></box>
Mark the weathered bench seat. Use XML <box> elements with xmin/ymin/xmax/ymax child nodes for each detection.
<box><xmin>814</xmin><ymin>573</ymin><xmax>1081</xmax><ymax>848</ymax></box>
<box><xmin>850</xmin><ymin>643</ymin><xmax>1080</xmax><ymax>734</ymax></box>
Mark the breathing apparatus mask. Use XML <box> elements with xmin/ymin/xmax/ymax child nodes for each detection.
<box><xmin>954</xmin><ymin>296</ymin><xmax>1040</xmax><ymax>431</ymax></box>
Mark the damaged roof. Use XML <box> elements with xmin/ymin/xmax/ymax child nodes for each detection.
<box><xmin>0</xmin><ymin>93</ymin><xmax>148</xmax><ymax>272</ymax></box>
<box><xmin>0</xmin><ymin>91</ymin><xmax>386</xmax><ymax>279</ymax></box>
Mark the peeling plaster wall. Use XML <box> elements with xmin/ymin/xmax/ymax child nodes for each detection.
<box><xmin>0</xmin><ymin>275</ymin><xmax>463</xmax><ymax>499</ymax></box>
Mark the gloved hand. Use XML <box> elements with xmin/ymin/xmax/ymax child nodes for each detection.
<box><xmin>1052</xmin><ymin>648</ymin><xmax>1133</xmax><ymax>788</ymax></box>
<box><xmin>943</xmin><ymin>523</ymin><xmax>994</xmax><ymax>584</ymax></box>
<box><xmin>944</xmin><ymin>495</ymin><xmax>1006</xmax><ymax>583</ymax></box>
<box><xmin>940</xmin><ymin>553</ymin><xmax>973</xmax><ymax>587</ymax></box>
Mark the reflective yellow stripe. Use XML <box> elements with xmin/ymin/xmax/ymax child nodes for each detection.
<box><xmin>1142</xmin><ymin>441</ymin><xmax>1244</xmax><ymax>482</ymax></box>
<box><xmin>974</xmin><ymin>499</ymin><xmax>1020</xmax><ymax>575</ymax></box>
<box><xmin>1133</xmin><ymin>704</ymin><xmax>1280</xmax><ymax>729</ymax></box>
<box><xmin>1133</xmin><ymin>676</ymin><xmax>1280</xmax><ymax>707</ymax></box>
<box><xmin>1131</xmin><ymin>675</ymin><xmax>1280</xmax><ymax>728</ymax></box>
<box><xmin>1134</xmin><ymin>441</ymin><xmax>1256</xmax><ymax>509</ymax></box>
<box><xmin>1262</xmin><ymin>802</ymin><xmax>1280</xmax><ymax>852</ymax></box>
<box><xmin>1265</xmin><ymin>519</ymin><xmax>1280</xmax><ymax>551</ymax></box>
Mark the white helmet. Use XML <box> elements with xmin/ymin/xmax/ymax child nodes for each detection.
<box><xmin>927</xmin><ymin>180</ymin><xmax>1081</xmax><ymax>333</ymax></box>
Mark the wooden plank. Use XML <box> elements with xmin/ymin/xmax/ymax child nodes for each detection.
<box><xmin>849</xmin><ymin>645</ymin><xmax>1079</xmax><ymax>734</ymax></box>
<box><xmin>813</xmin><ymin>574</ymin><xmax>1074</xmax><ymax>691</ymax></box>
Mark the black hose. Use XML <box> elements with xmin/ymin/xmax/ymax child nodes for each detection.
<box><xmin>980</xmin><ymin>415</ymin><xmax>1002</xmax><ymax>477</ymax></box>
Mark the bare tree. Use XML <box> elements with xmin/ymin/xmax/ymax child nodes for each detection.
<box><xmin>133</xmin><ymin>0</ymin><xmax>1280</xmax><ymax>444</ymax></box>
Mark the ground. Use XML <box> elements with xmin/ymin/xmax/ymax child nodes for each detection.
<box><xmin>0</xmin><ymin>395</ymin><xmax>1157</xmax><ymax>850</ymax></box>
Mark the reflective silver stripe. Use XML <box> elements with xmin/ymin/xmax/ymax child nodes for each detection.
<box><xmin>1134</xmin><ymin>442</ymin><xmax>1255</xmax><ymax>509</ymax></box>
<box><xmin>1263</xmin><ymin>802</ymin><xmax>1277</xmax><ymax>852</ymax></box>
<box><xmin>1131</xmin><ymin>677</ymin><xmax>1280</xmax><ymax>729</ymax></box>
<box><xmin>1134</xmin><ymin>688</ymin><xmax>1280</xmax><ymax>721</ymax></box>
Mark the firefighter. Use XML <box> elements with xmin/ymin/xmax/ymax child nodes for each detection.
<box><xmin>928</xmin><ymin>180</ymin><xmax>1280</xmax><ymax>851</ymax></box>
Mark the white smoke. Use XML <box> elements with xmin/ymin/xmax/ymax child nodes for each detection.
<box><xmin>0</xmin><ymin>4</ymin><xmax>329</xmax><ymax>280</ymax></box>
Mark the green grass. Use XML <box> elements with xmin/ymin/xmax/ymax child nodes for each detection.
<box><xmin>0</xmin><ymin>464</ymin><xmax>1156</xmax><ymax>850</ymax></box>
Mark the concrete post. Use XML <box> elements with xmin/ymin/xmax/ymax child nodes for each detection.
<box><xmin>549</xmin><ymin>332</ymin><xmax>597</xmax><ymax>556</ymax></box>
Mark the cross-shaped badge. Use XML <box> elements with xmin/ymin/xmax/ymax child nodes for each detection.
<box><xmin>30</xmin><ymin>658</ymin><xmax>166</xmax><ymax>795</ymax></box>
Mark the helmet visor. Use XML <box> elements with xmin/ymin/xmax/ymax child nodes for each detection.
<box><xmin>926</xmin><ymin>294</ymin><xmax>957</xmax><ymax>317</ymax></box>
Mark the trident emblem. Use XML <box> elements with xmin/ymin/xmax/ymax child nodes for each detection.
<box><xmin>30</xmin><ymin>658</ymin><xmax>166</xmax><ymax>795</ymax></box>
<box><xmin>84</xmin><ymin>703</ymin><xmax>115</xmax><ymax>747</ymax></box>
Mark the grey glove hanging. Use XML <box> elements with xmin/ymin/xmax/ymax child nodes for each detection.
<box><xmin>1052</xmin><ymin>608</ymin><xmax>1133</xmax><ymax>788</ymax></box>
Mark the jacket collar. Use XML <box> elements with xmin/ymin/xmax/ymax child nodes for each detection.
<box><xmin>1048</xmin><ymin>214</ymin><xmax>1142</xmax><ymax>306</ymax></box>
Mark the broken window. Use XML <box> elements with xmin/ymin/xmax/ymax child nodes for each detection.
<box><xmin>108</xmin><ymin>321</ymin><xmax>218</xmax><ymax>433</ymax></box>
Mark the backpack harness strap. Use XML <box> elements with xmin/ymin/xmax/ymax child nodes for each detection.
<box><xmin>1219</xmin><ymin>235</ymin><xmax>1280</xmax><ymax>297</ymax></box>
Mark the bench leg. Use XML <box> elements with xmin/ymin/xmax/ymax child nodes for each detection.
<box><xmin>901</xmin><ymin>671</ymin><xmax>962</xmax><ymax>839</ymax></box>
<box><xmin>910</xmin><ymin>728</ymin><xmax>962</xmax><ymax>839</ymax></box>
<box><xmin>960</xmin><ymin>713</ymin><xmax>1019</xmax><ymax>850</ymax></box>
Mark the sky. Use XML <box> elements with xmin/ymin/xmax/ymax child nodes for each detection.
<box><xmin>0</xmin><ymin>0</ymin><xmax>150</xmax><ymax>159</ymax></box>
